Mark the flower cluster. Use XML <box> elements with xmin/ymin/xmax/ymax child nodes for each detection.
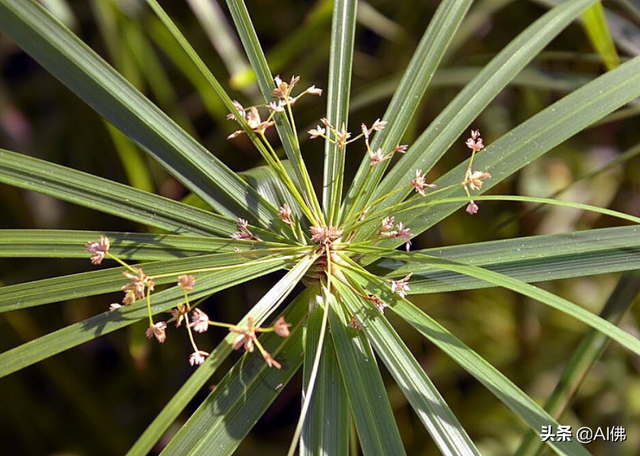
<box><xmin>462</xmin><ymin>129</ymin><xmax>491</xmax><ymax>215</ymax></box>
<box><xmin>231</xmin><ymin>218</ymin><xmax>261</xmax><ymax>241</ymax></box>
<box><xmin>227</xmin><ymin>75</ymin><xmax>321</xmax><ymax>140</ymax></box>
<box><xmin>379</xmin><ymin>217</ymin><xmax>412</xmax><ymax>252</ymax></box>
<box><xmin>86</xmin><ymin>238</ymin><xmax>290</xmax><ymax>368</ymax></box>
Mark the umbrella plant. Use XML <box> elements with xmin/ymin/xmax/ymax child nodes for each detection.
<box><xmin>1</xmin><ymin>0</ymin><xmax>640</xmax><ymax>454</ymax></box>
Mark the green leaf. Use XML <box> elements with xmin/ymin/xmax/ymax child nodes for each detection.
<box><xmin>356</xmin><ymin>0</ymin><xmax>598</xmax><ymax>235</ymax></box>
<box><xmin>335</xmin><ymin>279</ymin><xmax>480</xmax><ymax>456</ymax></box>
<box><xmin>0</xmin><ymin>0</ymin><xmax>279</xmax><ymax>226</ymax></box>
<box><xmin>129</xmin><ymin>264</ymin><xmax>318</xmax><ymax>456</ymax></box>
<box><xmin>0</xmin><ymin>230</ymin><xmax>266</xmax><ymax>260</ymax></box>
<box><xmin>159</xmin><ymin>288</ymin><xmax>310</xmax><ymax>455</ymax></box>
<box><xmin>0</xmin><ymin>251</ymin><xmax>300</xmax><ymax>313</ymax></box>
<box><xmin>367</xmin><ymin>226</ymin><xmax>640</xmax><ymax>293</ymax></box>
<box><xmin>241</xmin><ymin>162</ymin><xmax>303</xmax><ymax>220</ymax></box>
<box><xmin>0</xmin><ymin>258</ymin><xmax>287</xmax><ymax>379</ymax></box>
<box><xmin>346</xmin><ymin>273</ymin><xmax>590</xmax><ymax>456</ymax></box>
<box><xmin>515</xmin><ymin>271</ymin><xmax>640</xmax><ymax>456</ymax></box>
<box><xmin>581</xmin><ymin>2</ymin><xmax>620</xmax><ymax>70</ymax></box>
<box><xmin>340</xmin><ymin>0</ymin><xmax>474</xmax><ymax>223</ymax></box>
<box><xmin>0</xmin><ymin>149</ymin><xmax>238</xmax><ymax>237</ymax></box>
<box><xmin>300</xmin><ymin>291</ymin><xmax>348</xmax><ymax>456</ymax></box>
<box><xmin>328</xmin><ymin>293</ymin><xmax>407</xmax><ymax>456</ymax></box>
<box><xmin>322</xmin><ymin>0</ymin><xmax>357</xmax><ymax>224</ymax></box>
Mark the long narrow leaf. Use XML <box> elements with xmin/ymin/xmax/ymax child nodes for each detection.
<box><xmin>329</xmin><ymin>293</ymin><xmax>407</xmax><ymax>456</ymax></box>
<box><xmin>0</xmin><ymin>0</ymin><xmax>279</xmax><ymax>227</ymax></box>
<box><xmin>335</xmin><ymin>279</ymin><xmax>480</xmax><ymax>456</ymax></box>
<box><xmin>366</xmin><ymin>226</ymin><xmax>640</xmax><ymax>293</ymax></box>
<box><xmin>322</xmin><ymin>0</ymin><xmax>357</xmax><ymax>224</ymax></box>
<box><xmin>0</xmin><ymin>149</ymin><xmax>242</xmax><ymax>237</ymax></box>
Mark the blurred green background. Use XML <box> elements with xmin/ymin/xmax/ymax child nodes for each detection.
<box><xmin>1</xmin><ymin>0</ymin><xmax>640</xmax><ymax>454</ymax></box>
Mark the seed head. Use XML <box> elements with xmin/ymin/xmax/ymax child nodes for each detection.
<box><xmin>273</xmin><ymin>317</ymin><xmax>291</xmax><ymax>338</ymax></box>
<box><xmin>466</xmin><ymin>129</ymin><xmax>485</xmax><ymax>151</ymax></box>
<box><xmin>86</xmin><ymin>236</ymin><xmax>110</xmax><ymax>265</ymax></box>
<box><xmin>190</xmin><ymin>308</ymin><xmax>210</xmax><ymax>333</ymax></box>
<box><xmin>308</xmin><ymin>126</ymin><xmax>326</xmax><ymax>139</ymax></box>
<box><xmin>146</xmin><ymin>321</ymin><xmax>167</xmax><ymax>343</ymax></box>
<box><xmin>178</xmin><ymin>274</ymin><xmax>196</xmax><ymax>291</ymax></box>
<box><xmin>189</xmin><ymin>350</ymin><xmax>209</xmax><ymax>366</ymax></box>
<box><xmin>390</xmin><ymin>273</ymin><xmax>412</xmax><ymax>299</ymax></box>
<box><xmin>122</xmin><ymin>268</ymin><xmax>155</xmax><ymax>300</ymax></box>
<box><xmin>169</xmin><ymin>303</ymin><xmax>189</xmax><ymax>327</ymax></box>
<box><xmin>464</xmin><ymin>169</ymin><xmax>491</xmax><ymax>191</ymax></box>
<box><xmin>305</xmin><ymin>85</ymin><xmax>323</xmax><ymax>96</ymax></box>
<box><xmin>278</xmin><ymin>204</ymin><xmax>294</xmax><ymax>226</ymax></box>
<box><xmin>310</xmin><ymin>225</ymin><xmax>343</xmax><ymax>243</ymax></box>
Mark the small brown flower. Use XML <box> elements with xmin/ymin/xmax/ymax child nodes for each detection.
<box><xmin>122</xmin><ymin>289</ymin><xmax>136</xmax><ymax>305</ymax></box>
<box><xmin>466</xmin><ymin>129</ymin><xmax>484</xmax><ymax>151</ymax></box>
<box><xmin>272</xmin><ymin>75</ymin><xmax>300</xmax><ymax>100</ymax></box>
<box><xmin>371</xmin><ymin>118</ymin><xmax>387</xmax><ymax>131</ymax></box>
<box><xmin>466</xmin><ymin>201</ymin><xmax>479</xmax><ymax>215</ymax></box>
<box><xmin>410</xmin><ymin>169</ymin><xmax>437</xmax><ymax>196</ymax></box>
<box><xmin>273</xmin><ymin>317</ymin><xmax>291</xmax><ymax>338</ymax></box>
<box><xmin>336</xmin><ymin>123</ymin><xmax>351</xmax><ymax>148</ymax></box>
<box><xmin>390</xmin><ymin>273</ymin><xmax>412</xmax><ymax>299</ymax></box>
<box><xmin>231</xmin><ymin>218</ymin><xmax>261</xmax><ymax>241</ymax></box>
<box><xmin>310</xmin><ymin>225</ymin><xmax>343</xmax><ymax>243</ymax></box>
<box><xmin>122</xmin><ymin>268</ymin><xmax>155</xmax><ymax>300</ymax></box>
<box><xmin>189</xmin><ymin>350</ymin><xmax>209</xmax><ymax>366</ymax></box>
<box><xmin>308</xmin><ymin>126</ymin><xmax>326</xmax><ymax>139</ymax></box>
<box><xmin>380</xmin><ymin>216</ymin><xmax>395</xmax><ymax>233</ymax></box>
<box><xmin>464</xmin><ymin>169</ymin><xmax>491</xmax><ymax>191</ymax></box>
<box><xmin>190</xmin><ymin>308</ymin><xmax>209</xmax><ymax>333</ymax></box>
<box><xmin>267</xmin><ymin>101</ymin><xmax>285</xmax><ymax>113</ymax></box>
<box><xmin>278</xmin><ymin>204</ymin><xmax>294</xmax><ymax>226</ymax></box>
<box><xmin>262</xmin><ymin>352</ymin><xmax>282</xmax><ymax>369</ymax></box>
<box><xmin>169</xmin><ymin>303</ymin><xmax>189</xmax><ymax>328</ymax></box>
<box><xmin>349</xmin><ymin>315</ymin><xmax>361</xmax><ymax>330</ymax></box>
<box><xmin>226</xmin><ymin>100</ymin><xmax>246</xmax><ymax>121</ymax></box>
<box><xmin>394</xmin><ymin>144</ymin><xmax>409</xmax><ymax>154</ymax></box>
<box><xmin>305</xmin><ymin>85</ymin><xmax>323</xmax><ymax>96</ymax></box>
<box><xmin>146</xmin><ymin>321</ymin><xmax>167</xmax><ymax>343</ymax></box>
<box><xmin>395</xmin><ymin>222</ymin><xmax>412</xmax><ymax>252</ymax></box>
<box><xmin>178</xmin><ymin>274</ymin><xmax>196</xmax><ymax>291</ymax></box>
<box><xmin>369</xmin><ymin>148</ymin><xmax>389</xmax><ymax>167</ymax></box>
<box><xmin>86</xmin><ymin>236</ymin><xmax>110</xmax><ymax>265</ymax></box>
<box><xmin>109</xmin><ymin>303</ymin><xmax>121</xmax><ymax>311</ymax></box>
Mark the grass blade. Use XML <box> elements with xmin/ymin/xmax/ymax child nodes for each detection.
<box><xmin>0</xmin><ymin>230</ymin><xmax>282</xmax><ymax>260</ymax></box>
<box><xmin>515</xmin><ymin>271</ymin><xmax>640</xmax><ymax>456</ymax></box>
<box><xmin>0</xmin><ymin>252</ymin><xmax>300</xmax><ymax>313</ymax></box>
<box><xmin>0</xmin><ymin>0</ymin><xmax>279</xmax><ymax>226</ymax></box>
<box><xmin>329</xmin><ymin>292</ymin><xmax>407</xmax><ymax>456</ymax></box>
<box><xmin>0</xmin><ymin>149</ymin><xmax>240</xmax><ymax>237</ymax></box>
<box><xmin>322</xmin><ymin>0</ymin><xmax>357</xmax><ymax>225</ymax></box>
<box><xmin>300</xmin><ymin>291</ymin><xmax>348</xmax><ymax>456</ymax></box>
<box><xmin>581</xmin><ymin>1</ymin><xmax>620</xmax><ymax>70</ymax></box>
<box><xmin>335</xmin><ymin>279</ymin><xmax>480</xmax><ymax>456</ymax></box>
<box><xmin>341</xmin><ymin>0</ymin><xmax>474</xmax><ymax>223</ymax></box>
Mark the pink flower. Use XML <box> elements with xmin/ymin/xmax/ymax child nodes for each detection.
<box><xmin>178</xmin><ymin>274</ymin><xmax>196</xmax><ymax>291</ymax></box>
<box><xmin>410</xmin><ymin>169</ymin><xmax>437</xmax><ymax>196</ymax></box>
<box><xmin>273</xmin><ymin>317</ymin><xmax>291</xmax><ymax>338</ymax></box>
<box><xmin>85</xmin><ymin>236</ymin><xmax>110</xmax><ymax>265</ymax></box>
<box><xmin>189</xmin><ymin>350</ymin><xmax>209</xmax><ymax>366</ymax></box>
<box><xmin>466</xmin><ymin>201</ymin><xmax>479</xmax><ymax>215</ymax></box>
<box><xmin>190</xmin><ymin>308</ymin><xmax>209</xmax><ymax>333</ymax></box>
<box><xmin>146</xmin><ymin>321</ymin><xmax>167</xmax><ymax>343</ymax></box>
<box><xmin>390</xmin><ymin>273</ymin><xmax>412</xmax><ymax>299</ymax></box>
